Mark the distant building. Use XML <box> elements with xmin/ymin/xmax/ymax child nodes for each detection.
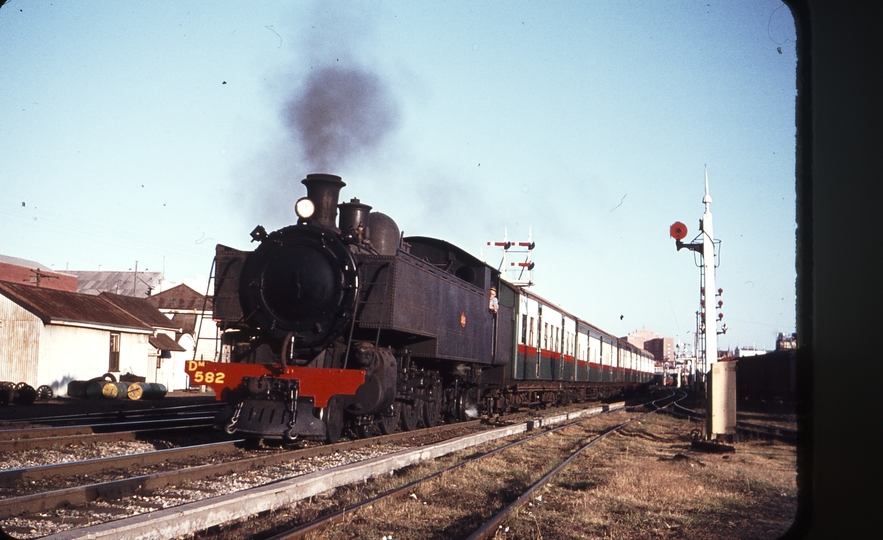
<box><xmin>146</xmin><ymin>284</ymin><xmax>219</xmax><ymax>363</ymax></box>
<box><xmin>776</xmin><ymin>332</ymin><xmax>797</xmax><ymax>350</ymax></box>
<box><xmin>734</xmin><ymin>346</ymin><xmax>768</xmax><ymax>357</ymax></box>
<box><xmin>623</xmin><ymin>328</ymin><xmax>674</xmax><ymax>363</ymax></box>
<box><xmin>0</xmin><ymin>254</ymin><xmax>78</xmax><ymax>292</ymax></box>
<box><xmin>644</xmin><ymin>337</ymin><xmax>675</xmax><ymax>364</ymax></box>
<box><xmin>0</xmin><ymin>282</ymin><xmax>188</xmax><ymax>396</ymax></box>
<box><xmin>66</xmin><ymin>270</ymin><xmax>166</xmax><ymax>297</ymax></box>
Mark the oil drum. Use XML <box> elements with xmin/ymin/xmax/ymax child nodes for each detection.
<box><xmin>127</xmin><ymin>382</ymin><xmax>167</xmax><ymax>400</ymax></box>
<box><xmin>86</xmin><ymin>380</ymin><xmax>128</xmax><ymax>399</ymax></box>
<box><xmin>67</xmin><ymin>380</ymin><xmax>89</xmax><ymax>398</ymax></box>
<box><xmin>101</xmin><ymin>382</ymin><xmax>129</xmax><ymax>400</ymax></box>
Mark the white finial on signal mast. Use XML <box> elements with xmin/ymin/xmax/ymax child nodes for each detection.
<box><xmin>703</xmin><ymin>164</ymin><xmax>712</xmax><ymax>208</ymax></box>
<box><xmin>701</xmin><ymin>166</ymin><xmax>716</xmax><ymax>366</ymax></box>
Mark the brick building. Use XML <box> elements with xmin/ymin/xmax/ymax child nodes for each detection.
<box><xmin>623</xmin><ymin>328</ymin><xmax>674</xmax><ymax>363</ymax></box>
<box><xmin>0</xmin><ymin>255</ymin><xmax>77</xmax><ymax>292</ymax></box>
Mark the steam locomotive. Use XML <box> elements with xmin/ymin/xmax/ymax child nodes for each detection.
<box><xmin>186</xmin><ymin>173</ymin><xmax>654</xmax><ymax>442</ymax></box>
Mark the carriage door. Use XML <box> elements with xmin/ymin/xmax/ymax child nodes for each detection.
<box><xmin>491</xmin><ymin>281</ymin><xmax>515</xmax><ymax>368</ymax></box>
<box><xmin>536</xmin><ymin>306</ymin><xmax>543</xmax><ymax>378</ymax></box>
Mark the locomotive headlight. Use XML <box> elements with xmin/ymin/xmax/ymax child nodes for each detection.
<box><xmin>295</xmin><ymin>197</ymin><xmax>316</xmax><ymax>219</ymax></box>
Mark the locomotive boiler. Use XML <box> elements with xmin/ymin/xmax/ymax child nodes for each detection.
<box><xmin>188</xmin><ymin>173</ymin><xmax>508</xmax><ymax>442</ymax></box>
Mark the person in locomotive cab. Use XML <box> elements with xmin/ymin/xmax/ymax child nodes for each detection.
<box><xmin>489</xmin><ymin>287</ymin><xmax>499</xmax><ymax>314</ymax></box>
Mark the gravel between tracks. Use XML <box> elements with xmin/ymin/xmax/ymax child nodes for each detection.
<box><xmin>187</xmin><ymin>409</ymin><xmax>798</xmax><ymax>540</ymax></box>
<box><xmin>0</xmin><ymin>441</ymin><xmax>161</xmax><ymax>470</ymax></box>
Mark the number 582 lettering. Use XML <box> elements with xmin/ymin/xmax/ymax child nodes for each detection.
<box><xmin>191</xmin><ymin>371</ymin><xmax>225</xmax><ymax>384</ymax></box>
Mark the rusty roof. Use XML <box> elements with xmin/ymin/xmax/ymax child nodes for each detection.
<box><xmin>100</xmin><ymin>292</ymin><xmax>182</xmax><ymax>331</ymax></box>
<box><xmin>146</xmin><ymin>283</ymin><xmax>213</xmax><ymax>311</ymax></box>
<box><xmin>170</xmin><ymin>312</ymin><xmax>198</xmax><ymax>334</ymax></box>
<box><xmin>0</xmin><ymin>282</ymin><xmax>151</xmax><ymax>331</ymax></box>
<box><xmin>148</xmin><ymin>333</ymin><xmax>186</xmax><ymax>352</ymax></box>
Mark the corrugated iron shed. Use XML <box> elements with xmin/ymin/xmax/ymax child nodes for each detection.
<box><xmin>67</xmin><ymin>270</ymin><xmax>164</xmax><ymax>297</ymax></box>
<box><xmin>100</xmin><ymin>292</ymin><xmax>182</xmax><ymax>331</ymax></box>
<box><xmin>148</xmin><ymin>333</ymin><xmax>186</xmax><ymax>352</ymax></box>
<box><xmin>0</xmin><ymin>282</ymin><xmax>151</xmax><ymax>330</ymax></box>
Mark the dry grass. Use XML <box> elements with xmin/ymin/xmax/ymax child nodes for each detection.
<box><xmin>199</xmin><ymin>410</ymin><xmax>798</xmax><ymax>540</ymax></box>
<box><xmin>492</xmin><ymin>414</ymin><xmax>798</xmax><ymax>539</ymax></box>
<box><xmin>300</xmin><ymin>422</ymin><xmax>601</xmax><ymax>540</ymax></box>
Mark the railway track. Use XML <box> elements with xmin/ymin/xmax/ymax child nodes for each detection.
<box><xmin>0</xmin><ymin>419</ymin><xmax>493</xmax><ymax>522</ymax></box>
<box><xmin>465</xmin><ymin>393</ymin><xmax>683</xmax><ymax>539</ymax></box>
<box><xmin>0</xmin><ymin>402</ymin><xmax>224</xmax><ymax>432</ymax></box>
<box><xmin>0</xmin><ymin>400</ymin><xmax>630</xmax><ymax>539</ymax></box>
<box><xmin>259</xmin><ymin>393</ymin><xmax>682</xmax><ymax>540</ymax></box>
<box><xmin>0</xmin><ymin>402</ymin><xmax>227</xmax><ymax>451</ymax></box>
<box><xmin>0</xmin><ymin>419</ymin><xmax>218</xmax><ymax>452</ymax></box>
<box><xmin>669</xmin><ymin>401</ymin><xmax>798</xmax><ymax>442</ymax></box>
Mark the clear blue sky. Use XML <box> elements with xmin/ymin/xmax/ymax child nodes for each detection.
<box><xmin>0</xmin><ymin>0</ymin><xmax>797</xmax><ymax>352</ymax></box>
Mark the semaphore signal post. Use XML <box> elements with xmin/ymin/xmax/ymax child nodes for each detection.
<box><xmin>671</xmin><ymin>167</ymin><xmax>736</xmax><ymax>443</ymax></box>
<box><xmin>487</xmin><ymin>229</ymin><xmax>535</xmax><ymax>288</ymax></box>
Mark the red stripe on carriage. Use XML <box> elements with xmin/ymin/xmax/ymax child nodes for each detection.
<box><xmin>517</xmin><ymin>344</ymin><xmax>539</xmax><ymax>355</ymax></box>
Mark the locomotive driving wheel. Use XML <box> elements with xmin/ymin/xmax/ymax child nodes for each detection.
<box><xmin>377</xmin><ymin>403</ymin><xmax>399</xmax><ymax>435</ymax></box>
<box><xmin>421</xmin><ymin>380</ymin><xmax>443</xmax><ymax>427</ymax></box>
<box><xmin>323</xmin><ymin>396</ymin><xmax>345</xmax><ymax>444</ymax></box>
<box><xmin>400</xmin><ymin>399</ymin><xmax>421</xmax><ymax>431</ymax></box>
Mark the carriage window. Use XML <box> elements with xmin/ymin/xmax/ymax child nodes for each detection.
<box><xmin>521</xmin><ymin>315</ymin><xmax>528</xmax><ymax>344</ymax></box>
<box><xmin>529</xmin><ymin>317</ymin><xmax>535</xmax><ymax>347</ymax></box>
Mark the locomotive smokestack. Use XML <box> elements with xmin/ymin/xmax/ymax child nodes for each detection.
<box><xmin>301</xmin><ymin>173</ymin><xmax>345</xmax><ymax>229</ymax></box>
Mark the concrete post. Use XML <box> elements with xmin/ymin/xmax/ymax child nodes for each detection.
<box><xmin>707</xmin><ymin>359</ymin><xmax>738</xmax><ymax>441</ymax></box>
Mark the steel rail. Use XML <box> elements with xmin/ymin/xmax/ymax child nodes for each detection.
<box><xmin>735</xmin><ymin>420</ymin><xmax>797</xmax><ymax>442</ymax></box>
<box><xmin>0</xmin><ymin>419</ymin><xmax>485</xmax><ymax>520</ymax></box>
<box><xmin>16</xmin><ymin>402</ymin><xmax>628</xmax><ymax>539</ymax></box>
<box><xmin>0</xmin><ymin>402</ymin><xmax>224</xmax><ymax>426</ymax></box>
<box><xmin>0</xmin><ymin>439</ymin><xmax>245</xmax><ymax>487</ymax></box>
<box><xmin>666</xmin><ymin>401</ymin><xmax>797</xmax><ymax>442</ymax></box>
<box><xmin>0</xmin><ymin>415</ymin><xmax>222</xmax><ymax>442</ymax></box>
<box><xmin>262</xmin><ymin>406</ymin><xmax>629</xmax><ymax>539</ymax></box>
<box><xmin>0</xmin><ymin>419</ymin><xmax>216</xmax><ymax>452</ymax></box>
<box><xmin>466</xmin><ymin>392</ymin><xmax>683</xmax><ymax>540</ymax></box>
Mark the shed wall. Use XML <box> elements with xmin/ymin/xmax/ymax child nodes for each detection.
<box><xmin>153</xmin><ymin>331</ymin><xmax>192</xmax><ymax>391</ymax></box>
<box><xmin>38</xmin><ymin>325</ymin><xmax>151</xmax><ymax>396</ymax></box>
<box><xmin>0</xmin><ymin>295</ymin><xmax>40</xmax><ymax>384</ymax></box>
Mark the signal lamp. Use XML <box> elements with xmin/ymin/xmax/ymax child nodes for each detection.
<box><xmin>670</xmin><ymin>221</ymin><xmax>688</xmax><ymax>240</ymax></box>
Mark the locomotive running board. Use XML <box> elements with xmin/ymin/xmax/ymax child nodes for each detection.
<box><xmin>185</xmin><ymin>360</ymin><xmax>366</xmax><ymax>407</ymax></box>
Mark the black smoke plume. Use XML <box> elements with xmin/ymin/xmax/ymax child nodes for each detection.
<box><xmin>284</xmin><ymin>65</ymin><xmax>400</xmax><ymax>171</ymax></box>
